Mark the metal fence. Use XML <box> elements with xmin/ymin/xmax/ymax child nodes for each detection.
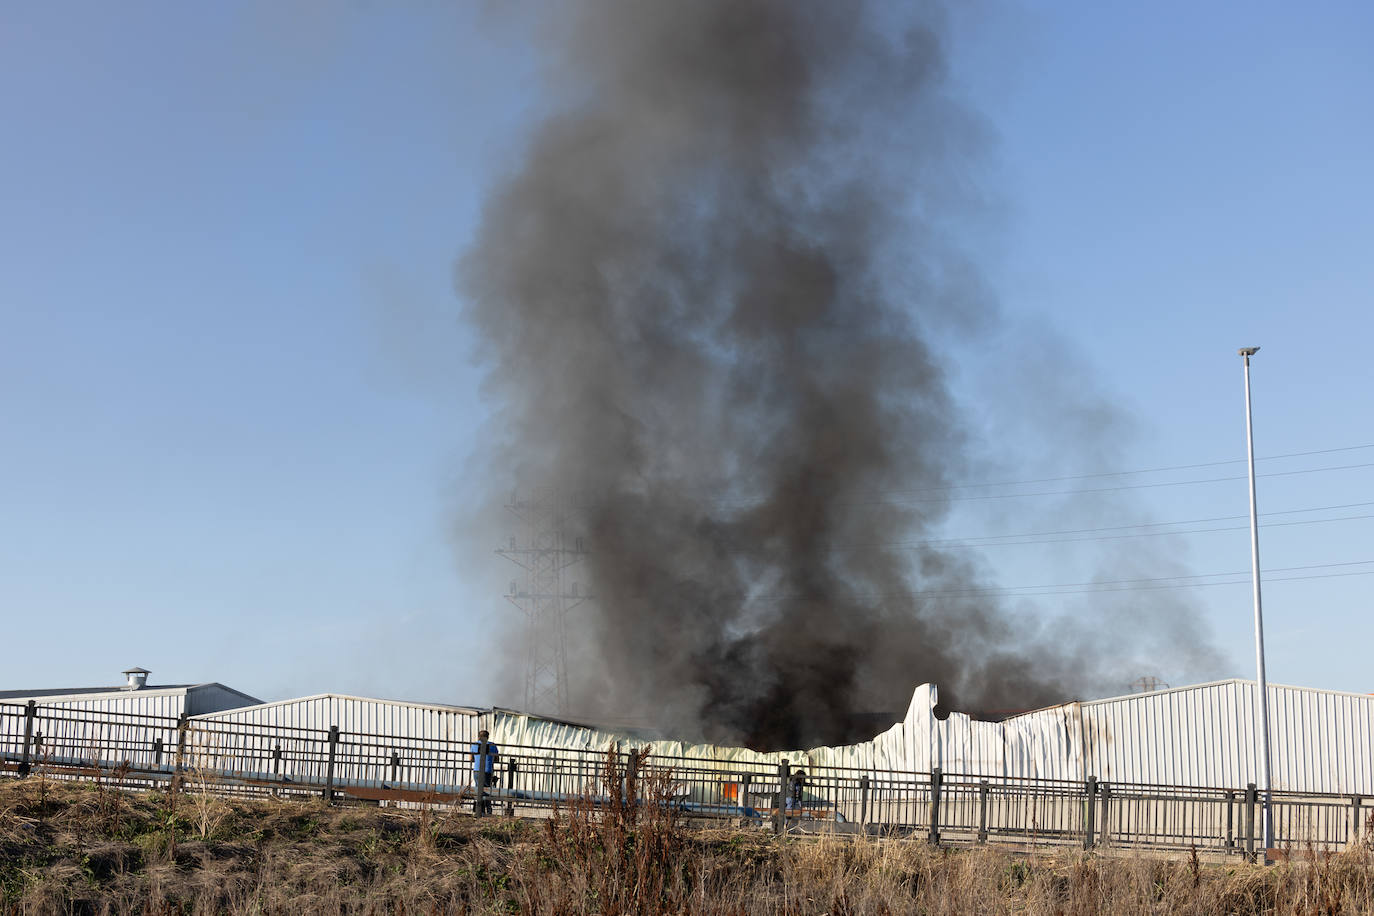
<box><xmin>1</xmin><ymin>700</ymin><xmax>1367</xmax><ymax>860</ymax></box>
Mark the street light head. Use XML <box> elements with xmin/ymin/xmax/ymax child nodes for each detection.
<box><xmin>1238</xmin><ymin>346</ymin><xmax>1260</xmax><ymax>357</ymax></box>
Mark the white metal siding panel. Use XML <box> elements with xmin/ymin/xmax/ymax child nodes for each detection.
<box><xmin>1220</xmin><ymin>682</ymin><xmax>1246</xmax><ymax>786</ymax></box>
<box><xmin>1179</xmin><ymin>688</ymin><xmax>1206</xmax><ymax>786</ymax></box>
<box><xmin>999</xmin><ymin>710</ymin><xmax>1052</xmax><ymax>779</ymax></box>
<box><xmin>934</xmin><ymin>713</ymin><xmax>975</xmax><ymax>776</ymax></box>
<box><xmin>1084</xmin><ymin>682</ymin><xmax>1247</xmax><ymax>788</ymax></box>
<box><xmin>1067</xmin><ymin>680</ymin><xmax>1374</xmax><ymax>794</ymax></box>
<box><xmin>13</xmin><ymin>690</ymin><xmax>189</xmax><ymax>719</ymax></box>
<box><xmin>197</xmin><ymin>694</ymin><xmax>483</xmax><ymax>744</ymax></box>
<box><xmin>2</xmin><ymin>691</ymin><xmax>187</xmax><ymax>768</ymax></box>
<box><xmin>1167</xmin><ymin>687</ymin><xmax>1199</xmax><ymax>786</ymax></box>
<box><xmin>1340</xmin><ymin>692</ymin><xmax>1374</xmax><ymax>793</ymax></box>
<box><xmin>932</xmin><ymin>709</ymin><xmax>1019</xmax><ymax>778</ymax></box>
<box><xmin>1271</xmin><ymin>685</ymin><xmax>1300</xmax><ymax>793</ymax></box>
<box><xmin>1261</xmin><ymin>683</ymin><xmax>1374</xmax><ymax>796</ymax></box>
<box><xmin>190</xmin><ymin>695</ymin><xmax>485</xmax><ymax>790</ymax></box>
<box><xmin>1149</xmin><ymin>691</ymin><xmax>1175</xmax><ymax>784</ymax></box>
<box><xmin>1316</xmin><ymin>687</ymin><xmax>1343</xmax><ymax>793</ymax></box>
<box><xmin>4</xmin><ymin>685</ymin><xmax>253</xmax><ymax>720</ymax></box>
<box><xmin>1215</xmin><ymin>681</ymin><xmax>1244</xmax><ymax>789</ymax></box>
<box><xmin>1235</xmin><ymin>681</ymin><xmax>1260</xmax><ymax>789</ymax></box>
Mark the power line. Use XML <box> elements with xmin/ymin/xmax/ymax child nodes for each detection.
<box><xmin>742</xmin><ymin>559</ymin><xmax>1374</xmax><ymax>602</ymax></box>
<box><xmin>981</xmin><ymin>559</ymin><xmax>1374</xmax><ymax>591</ymax></box>
<box><xmin>930</xmin><ymin>568</ymin><xmax>1374</xmax><ymax>600</ymax></box>
<box><xmin>706</xmin><ymin>457</ymin><xmax>1374</xmax><ymax>508</ymax></box>
<box><xmin>566</xmin><ymin>443</ymin><xmax>1374</xmax><ymax>508</ymax></box>
<box><xmin>832</xmin><ymin>500</ymin><xmax>1374</xmax><ymax>551</ymax></box>
<box><xmin>886</xmin><ymin>462</ymin><xmax>1374</xmax><ymax>504</ymax></box>
<box><xmin>886</xmin><ymin>443</ymin><xmax>1374</xmax><ymax>494</ymax></box>
<box><xmin>715</xmin><ymin>499</ymin><xmax>1374</xmax><ymax>554</ymax></box>
<box><xmin>987</xmin><ymin>569</ymin><xmax>1374</xmax><ymax>599</ymax></box>
<box><xmin>999</xmin><ymin>513</ymin><xmax>1374</xmax><ymax>547</ymax></box>
<box><xmin>898</xmin><ymin>500</ymin><xmax>1374</xmax><ymax>545</ymax></box>
<box><xmin>887</xmin><ymin>510</ymin><xmax>1374</xmax><ymax>551</ymax></box>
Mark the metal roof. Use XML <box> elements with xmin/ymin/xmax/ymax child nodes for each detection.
<box><xmin>203</xmin><ymin>692</ymin><xmax>483</xmax><ymax>717</ymax></box>
<box><xmin>0</xmin><ymin>684</ymin><xmax>195</xmax><ymax>700</ymax></box>
<box><xmin>1075</xmin><ymin>677</ymin><xmax>1374</xmax><ymax>709</ymax></box>
<box><xmin>0</xmin><ymin>682</ymin><xmax>262</xmax><ymax>705</ymax></box>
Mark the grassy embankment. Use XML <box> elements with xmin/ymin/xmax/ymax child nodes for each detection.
<box><xmin>2</xmin><ymin>763</ymin><xmax>1373</xmax><ymax>915</ymax></box>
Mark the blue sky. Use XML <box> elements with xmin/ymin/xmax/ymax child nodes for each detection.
<box><xmin>2</xmin><ymin>2</ymin><xmax>1370</xmax><ymax>709</ymax></box>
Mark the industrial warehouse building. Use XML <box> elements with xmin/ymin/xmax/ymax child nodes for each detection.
<box><xmin>0</xmin><ymin>667</ymin><xmax>261</xmax><ymax>718</ymax></box>
<box><xmin>4</xmin><ymin>667</ymin><xmax>1372</xmax><ymax>795</ymax></box>
<box><xmin>198</xmin><ymin>692</ymin><xmax>483</xmax><ymax>741</ymax></box>
<box><xmin>843</xmin><ymin>679</ymin><xmax>1374</xmax><ymax>794</ymax></box>
<box><xmin>0</xmin><ymin>668</ymin><xmax>262</xmax><ymax>773</ymax></box>
<box><xmin>479</xmin><ymin>679</ymin><xmax>1374</xmax><ymax>796</ymax></box>
<box><xmin>193</xmin><ymin>693</ymin><xmax>487</xmax><ymax>789</ymax></box>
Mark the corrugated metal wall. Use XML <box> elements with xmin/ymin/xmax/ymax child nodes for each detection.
<box><xmin>5</xmin><ymin>689</ymin><xmax>190</xmax><ymax>719</ymax></box>
<box><xmin>1067</xmin><ymin>680</ymin><xmax>1374</xmax><ymax>792</ymax></box>
<box><xmin>0</xmin><ymin>691</ymin><xmax>187</xmax><ymax>770</ymax></box>
<box><xmin>927</xmin><ymin>680</ymin><xmax>1374</xmax><ymax>794</ymax></box>
<box><xmin>1270</xmin><ymin>682</ymin><xmax>1374</xmax><ymax>794</ymax></box>
<box><xmin>491</xmin><ymin>680</ymin><xmax>1374</xmax><ymax>795</ymax></box>
<box><xmin>1</xmin><ymin>684</ymin><xmax>256</xmax><ymax>719</ymax></box>
<box><xmin>194</xmin><ymin>694</ymin><xmax>487</xmax><ymax>790</ymax></box>
<box><xmin>196</xmin><ymin>693</ymin><xmax>484</xmax><ymax>743</ymax></box>
<box><xmin>1078</xmin><ymin>680</ymin><xmax>1254</xmax><ymax>787</ymax></box>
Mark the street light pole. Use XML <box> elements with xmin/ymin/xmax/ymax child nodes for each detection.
<box><xmin>1239</xmin><ymin>346</ymin><xmax>1274</xmax><ymax>855</ymax></box>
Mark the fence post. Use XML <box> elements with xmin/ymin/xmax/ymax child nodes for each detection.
<box><xmin>17</xmin><ymin>701</ymin><xmax>37</xmax><ymax>777</ymax></box>
<box><xmin>1353</xmin><ymin>795</ymin><xmax>1364</xmax><ymax>846</ymax></box>
<box><xmin>171</xmin><ymin>714</ymin><xmax>189</xmax><ymax>794</ymax></box>
<box><xmin>152</xmin><ymin>737</ymin><xmax>164</xmax><ymax>769</ymax></box>
<box><xmin>1098</xmin><ymin>782</ymin><xmax>1111</xmax><ymax>847</ymax></box>
<box><xmin>504</xmin><ymin>761</ymin><xmax>518</xmax><ymax>817</ymax></box>
<box><xmin>740</xmin><ymin>773</ymin><xmax>752</xmax><ymax>815</ymax></box>
<box><xmin>977</xmin><ymin>780</ymin><xmax>989</xmax><ymax>844</ymax></box>
<box><xmin>623</xmin><ymin>747</ymin><xmax>639</xmax><ymax>805</ymax></box>
<box><xmin>389</xmin><ymin>750</ymin><xmax>400</xmax><ymax>785</ymax></box>
<box><xmin>1244</xmin><ymin>783</ymin><xmax>1257</xmax><ymax>862</ymax></box>
<box><xmin>775</xmin><ymin>761</ymin><xmax>789</xmax><ymax>835</ymax></box>
<box><xmin>860</xmin><ymin>776</ymin><xmax>870</xmax><ymax>828</ymax></box>
<box><xmin>268</xmin><ymin>743</ymin><xmax>282</xmax><ymax>797</ymax></box>
<box><xmin>927</xmin><ymin>767</ymin><xmax>942</xmax><ymax>846</ymax></box>
<box><xmin>1225</xmin><ymin>791</ymin><xmax>1236</xmax><ymax>849</ymax></box>
<box><xmin>1084</xmin><ymin>776</ymin><xmax>1098</xmax><ymax>849</ymax></box>
<box><xmin>474</xmin><ymin>736</ymin><xmax>489</xmax><ymax>818</ymax></box>
<box><xmin>324</xmin><ymin>726</ymin><xmax>340</xmax><ymax>804</ymax></box>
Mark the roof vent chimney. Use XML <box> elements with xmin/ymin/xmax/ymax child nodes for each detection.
<box><xmin>122</xmin><ymin>666</ymin><xmax>150</xmax><ymax>690</ymax></box>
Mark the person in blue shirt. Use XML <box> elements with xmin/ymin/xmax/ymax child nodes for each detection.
<box><xmin>471</xmin><ymin>729</ymin><xmax>500</xmax><ymax>814</ymax></box>
<box><xmin>787</xmin><ymin>766</ymin><xmax>807</xmax><ymax>813</ymax></box>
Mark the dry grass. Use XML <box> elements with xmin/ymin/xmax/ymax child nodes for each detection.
<box><xmin>2</xmin><ymin>773</ymin><xmax>1373</xmax><ymax>915</ymax></box>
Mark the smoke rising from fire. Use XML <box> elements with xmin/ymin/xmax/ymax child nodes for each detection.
<box><xmin>457</xmin><ymin>2</ymin><xmax>1217</xmax><ymax>748</ymax></box>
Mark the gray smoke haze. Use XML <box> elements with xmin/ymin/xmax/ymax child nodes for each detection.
<box><xmin>458</xmin><ymin>2</ymin><xmax>1217</xmax><ymax>748</ymax></box>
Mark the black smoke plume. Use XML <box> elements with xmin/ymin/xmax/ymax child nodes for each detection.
<box><xmin>458</xmin><ymin>2</ymin><xmax>1200</xmax><ymax>748</ymax></box>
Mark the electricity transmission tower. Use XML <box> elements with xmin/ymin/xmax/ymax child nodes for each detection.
<box><xmin>497</xmin><ymin>489</ymin><xmax>585</xmax><ymax>717</ymax></box>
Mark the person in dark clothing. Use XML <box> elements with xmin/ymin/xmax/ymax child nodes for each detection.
<box><xmin>788</xmin><ymin>767</ymin><xmax>807</xmax><ymax>813</ymax></box>
<box><xmin>471</xmin><ymin>729</ymin><xmax>500</xmax><ymax>814</ymax></box>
